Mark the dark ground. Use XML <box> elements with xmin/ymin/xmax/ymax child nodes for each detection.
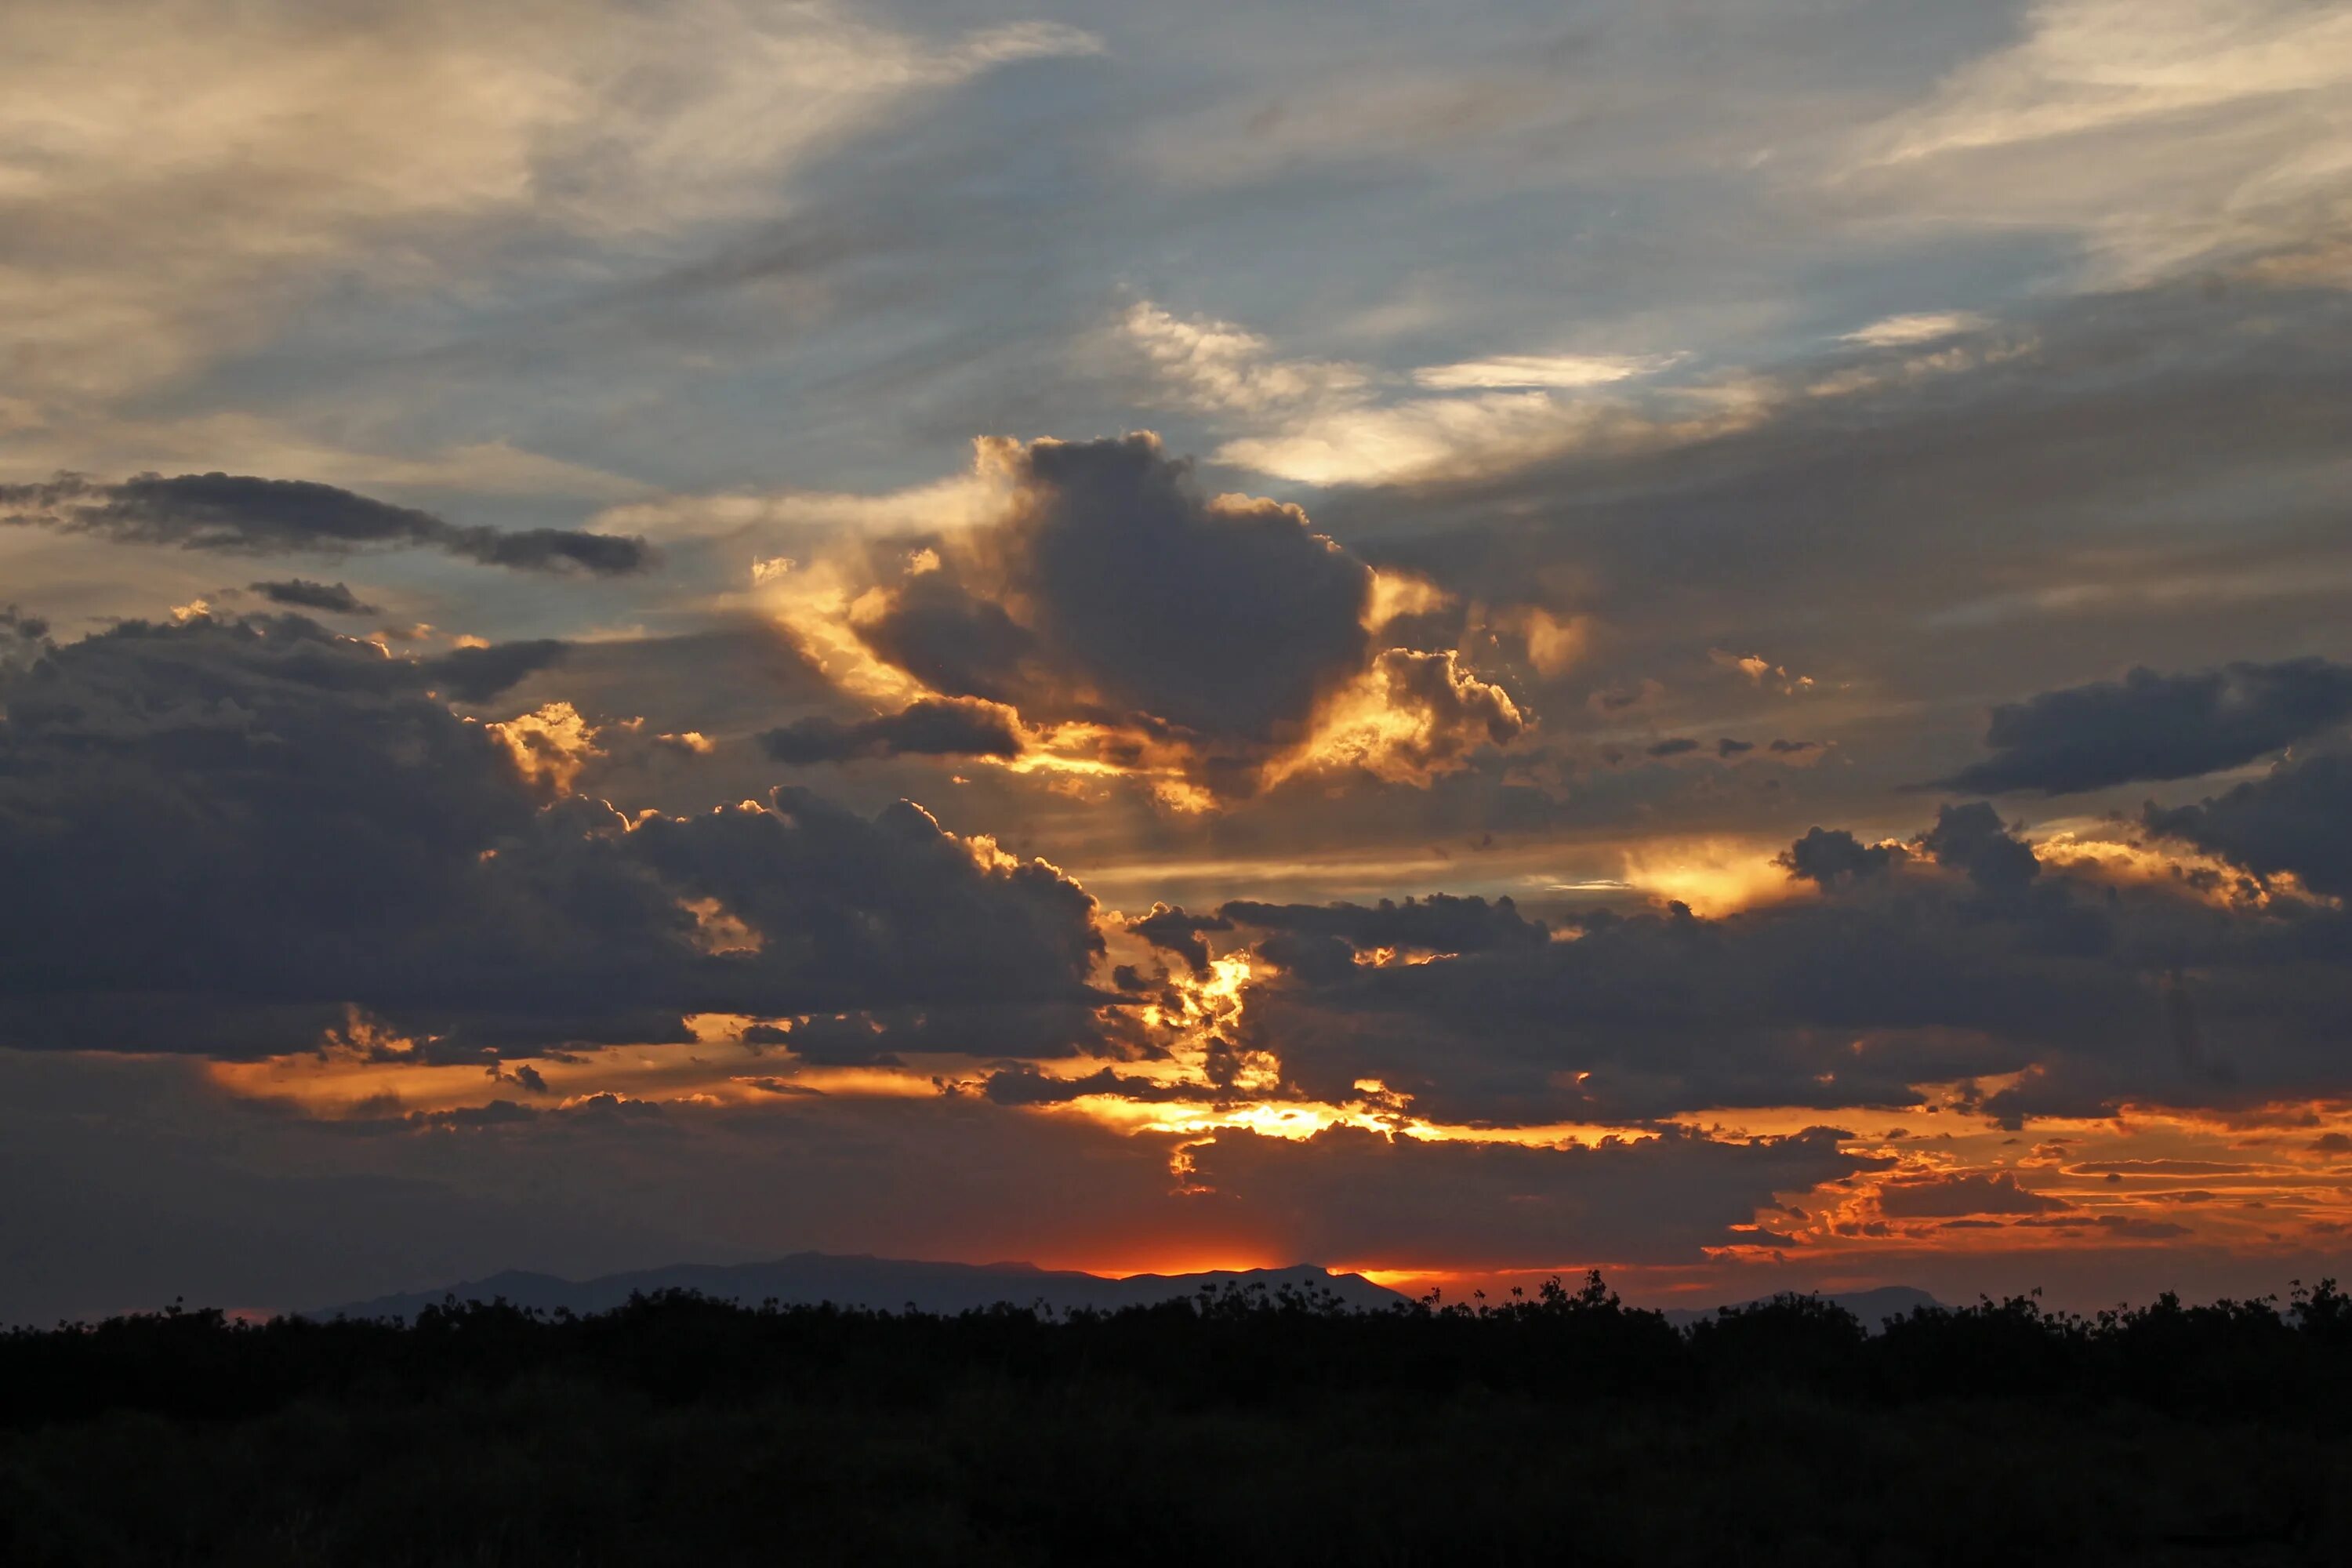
<box><xmin>6</xmin><ymin>1275</ymin><xmax>2348</xmax><ymax>1565</ymax></box>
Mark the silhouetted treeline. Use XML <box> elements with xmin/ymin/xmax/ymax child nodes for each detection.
<box><xmin>7</xmin><ymin>1275</ymin><xmax>2352</xmax><ymax>1565</ymax></box>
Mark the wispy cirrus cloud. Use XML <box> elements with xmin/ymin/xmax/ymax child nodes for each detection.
<box><xmin>1111</xmin><ymin>299</ymin><xmax>1695</xmax><ymax>486</ymax></box>
<box><xmin>0</xmin><ymin>0</ymin><xmax>1102</xmax><ymax>406</ymax></box>
<box><xmin>1840</xmin><ymin>0</ymin><xmax>2352</xmax><ymax>282</ymax></box>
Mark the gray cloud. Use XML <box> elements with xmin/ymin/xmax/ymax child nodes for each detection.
<box><xmin>1876</xmin><ymin>1171</ymin><xmax>2069</xmax><ymax>1218</ymax></box>
<box><xmin>1779</xmin><ymin>827</ymin><xmax>1902</xmax><ymax>888</ymax></box>
<box><xmin>249</xmin><ymin>578</ymin><xmax>378</xmax><ymax>615</ymax></box>
<box><xmin>0</xmin><ymin>612</ymin><xmax>1105</xmax><ymax>1060</ymax></box>
<box><xmin>848</xmin><ymin>434</ymin><xmax>1375</xmax><ymax>758</ymax></box>
<box><xmin>1218</xmin><ymin>808</ymin><xmax>2352</xmax><ymax>1128</ymax></box>
<box><xmin>0</xmin><ymin>472</ymin><xmax>653</xmax><ymax>575</ymax></box>
<box><xmin>1127</xmin><ymin>903</ymin><xmax>1233</xmax><ymax>978</ymax></box>
<box><xmin>2145</xmin><ymin>750</ymin><xmax>2352</xmax><ymax>900</ymax></box>
<box><xmin>1943</xmin><ymin>659</ymin><xmax>2352</xmax><ymax>796</ymax></box>
<box><xmin>1185</xmin><ymin>1123</ymin><xmax>1880</xmax><ymax>1268</ymax></box>
<box><xmin>1224</xmin><ymin>893</ymin><xmax>1548</xmax><ymax>956</ymax></box>
<box><xmin>421</xmin><ymin>639</ymin><xmax>570</xmax><ymax>704</ymax></box>
<box><xmin>760</xmin><ymin>696</ymin><xmax>1025</xmax><ymax>764</ymax></box>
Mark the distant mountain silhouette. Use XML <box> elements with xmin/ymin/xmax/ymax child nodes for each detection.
<box><xmin>1661</xmin><ymin>1284</ymin><xmax>1941</xmax><ymax>1331</ymax></box>
<box><xmin>312</xmin><ymin>1254</ymin><xmax>1410</xmax><ymax>1321</ymax></box>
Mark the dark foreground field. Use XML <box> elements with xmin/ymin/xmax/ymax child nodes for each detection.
<box><xmin>8</xmin><ymin>1276</ymin><xmax>2351</xmax><ymax>1566</ymax></box>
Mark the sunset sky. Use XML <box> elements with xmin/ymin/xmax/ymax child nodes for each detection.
<box><xmin>6</xmin><ymin>0</ymin><xmax>2352</xmax><ymax>1323</ymax></box>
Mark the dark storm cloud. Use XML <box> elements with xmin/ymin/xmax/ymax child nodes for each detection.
<box><xmin>2145</xmin><ymin>750</ymin><xmax>2352</xmax><ymax>899</ymax></box>
<box><xmin>1779</xmin><ymin>827</ymin><xmax>1902</xmax><ymax>888</ymax></box>
<box><xmin>1941</xmin><ymin>659</ymin><xmax>2352</xmax><ymax>796</ymax></box>
<box><xmin>760</xmin><ymin>696</ymin><xmax>1025</xmax><ymax>764</ymax></box>
<box><xmin>421</xmin><ymin>639</ymin><xmax>569</xmax><ymax>703</ymax></box>
<box><xmin>851</xmin><ymin>433</ymin><xmax>1374</xmax><ymax>746</ymax></box>
<box><xmin>0</xmin><ymin>613</ymin><xmax>1105</xmax><ymax>1058</ymax></box>
<box><xmin>249</xmin><ymin>579</ymin><xmax>378</xmax><ymax>615</ymax></box>
<box><xmin>1127</xmin><ymin>903</ymin><xmax>1232</xmax><ymax>977</ymax></box>
<box><xmin>1219</xmin><ymin>808</ymin><xmax>2352</xmax><ymax>1128</ymax></box>
<box><xmin>1918</xmin><ymin>802</ymin><xmax>2041</xmax><ymax>897</ymax></box>
<box><xmin>0</xmin><ymin>471</ymin><xmax>653</xmax><ymax>575</ymax></box>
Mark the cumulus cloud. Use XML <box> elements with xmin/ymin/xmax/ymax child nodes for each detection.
<box><xmin>0</xmin><ymin>472</ymin><xmax>653</xmax><ymax>575</ymax></box>
<box><xmin>851</xmin><ymin>434</ymin><xmax>1373</xmax><ymax>742</ymax></box>
<box><xmin>1943</xmin><ymin>659</ymin><xmax>2352</xmax><ymax>796</ymax></box>
<box><xmin>1778</xmin><ymin>827</ymin><xmax>1903</xmax><ymax>888</ymax></box>
<box><xmin>2145</xmin><ymin>750</ymin><xmax>2352</xmax><ymax>899</ymax></box>
<box><xmin>1210</xmin><ymin>808</ymin><xmax>2352</xmax><ymax>1129</ymax></box>
<box><xmin>772</xmin><ymin>434</ymin><xmax>1527</xmax><ymax>799</ymax></box>
<box><xmin>0</xmin><ymin>613</ymin><xmax>1106</xmax><ymax>1059</ymax></box>
<box><xmin>1127</xmin><ymin>904</ymin><xmax>1234</xmax><ymax>977</ymax></box>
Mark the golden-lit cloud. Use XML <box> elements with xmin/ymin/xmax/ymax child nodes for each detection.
<box><xmin>1617</xmin><ymin>835</ymin><xmax>1815</xmax><ymax>917</ymax></box>
<box><xmin>745</xmin><ymin>434</ymin><xmax>1530</xmax><ymax>805</ymax></box>
<box><xmin>483</xmin><ymin>701</ymin><xmax>604</xmax><ymax>792</ymax></box>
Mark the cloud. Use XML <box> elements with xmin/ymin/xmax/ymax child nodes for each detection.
<box><xmin>248</xmin><ymin>579</ymin><xmax>379</xmax><ymax>615</ymax></box>
<box><xmin>977</xmin><ymin>1065</ymin><xmax>1194</xmax><ymax>1106</ymax></box>
<box><xmin>0</xmin><ymin>473</ymin><xmax>653</xmax><ymax>575</ymax></box>
<box><xmin>0</xmin><ymin>606</ymin><xmax>52</xmax><ymax>678</ymax></box>
<box><xmin>1115</xmin><ymin>300</ymin><xmax>1705</xmax><ymax>488</ymax></box>
<box><xmin>1876</xmin><ymin>1171</ymin><xmax>2070</xmax><ymax>1218</ymax></box>
<box><xmin>772</xmin><ymin>434</ymin><xmax>1526</xmax><ymax>799</ymax></box>
<box><xmin>2145</xmin><ymin>750</ymin><xmax>2352</xmax><ymax>898</ymax></box>
<box><xmin>1411</xmin><ymin>353</ymin><xmax>1681</xmax><ymax>390</ymax></box>
<box><xmin>1844</xmin><ymin>0</ymin><xmax>2352</xmax><ymax>282</ymax></box>
<box><xmin>1224</xmin><ymin>894</ymin><xmax>1548</xmax><ymax>974</ymax></box>
<box><xmin>849</xmin><ymin>434</ymin><xmax>1372</xmax><ymax>744</ymax></box>
<box><xmin>1184</xmin><ymin>1123</ymin><xmax>1880</xmax><ymax>1268</ymax></box>
<box><xmin>1127</xmin><ymin>904</ymin><xmax>1234</xmax><ymax>978</ymax></box>
<box><xmin>0</xmin><ymin>612</ymin><xmax>1107</xmax><ymax>1059</ymax></box>
<box><xmin>1203</xmin><ymin>804</ymin><xmax>2352</xmax><ymax>1129</ymax></box>
<box><xmin>1942</xmin><ymin>659</ymin><xmax>2352</xmax><ymax>795</ymax></box>
<box><xmin>1919</xmin><ymin>802</ymin><xmax>2042</xmax><ymax>897</ymax></box>
<box><xmin>422</xmin><ymin>640</ymin><xmax>572</xmax><ymax>705</ymax></box>
<box><xmin>1116</xmin><ymin>300</ymin><xmax>1367</xmax><ymax>419</ymax></box>
<box><xmin>760</xmin><ymin>697</ymin><xmax>1025</xmax><ymax>764</ymax></box>
<box><xmin>1272</xmin><ymin>648</ymin><xmax>1527</xmax><ymax>787</ymax></box>
<box><xmin>1779</xmin><ymin>828</ymin><xmax>1903</xmax><ymax>889</ymax></box>
<box><xmin>1840</xmin><ymin>313</ymin><xmax>1988</xmax><ymax>347</ymax></box>
<box><xmin>0</xmin><ymin>1</ymin><xmax>1103</xmax><ymax>406</ymax></box>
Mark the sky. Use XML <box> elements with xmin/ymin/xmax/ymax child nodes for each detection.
<box><xmin>5</xmin><ymin>0</ymin><xmax>2352</xmax><ymax>1323</ymax></box>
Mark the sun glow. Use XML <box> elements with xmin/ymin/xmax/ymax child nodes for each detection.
<box><xmin>1617</xmin><ymin>836</ymin><xmax>1810</xmax><ymax>916</ymax></box>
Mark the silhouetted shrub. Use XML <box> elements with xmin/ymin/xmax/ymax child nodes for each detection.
<box><xmin>5</xmin><ymin>1276</ymin><xmax>2350</xmax><ymax>1563</ymax></box>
